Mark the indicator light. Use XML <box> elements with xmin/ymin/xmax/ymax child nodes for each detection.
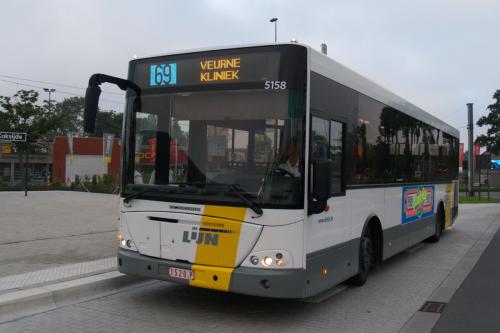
<box><xmin>117</xmin><ymin>232</ymin><xmax>124</xmax><ymax>246</ymax></box>
<box><xmin>250</xmin><ymin>256</ymin><xmax>259</xmax><ymax>265</ymax></box>
<box><xmin>276</xmin><ymin>252</ymin><xmax>283</xmax><ymax>260</ymax></box>
<box><xmin>276</xmin><ymin>259</ymin><xmax>284</xmax><ymax>266</ymax></box>
<box><xmin>126</xmin><ymin>240</ymin><xmax>132</xmax><ymax>248</ymax></box>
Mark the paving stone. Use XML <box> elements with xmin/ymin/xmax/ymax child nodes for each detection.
<box><xmin>0</xmin><ymin>204</ymin><xmax>498</xmax><ymax>333</ymax></box>
<box><xmin>0</xmin><ymin>191</ymin><xmax>119</xmax><ymax>277</ymax></box>
<box><xmin>0</xmin><ymin>257</ymin><xmax>116</xmax><ymax>293</ymax></box>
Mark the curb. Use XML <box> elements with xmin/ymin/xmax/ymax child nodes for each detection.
<box><xmin>0</xmin><ymin>271</ymin><xmax>150</xmax><ymax>324</ymax></box>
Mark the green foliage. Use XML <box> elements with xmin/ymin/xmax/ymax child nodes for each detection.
<box><xmin>72</xmin><ymin>174</ymin><xmax>117</xmax><ymax>193</ymax></box>
<box><xmin>53</xmin><ymin>96</ymin><xmax>85</xmax><ymax>134</ymax></box>
<box><xmin>52</xmin><ymin>96</ymin><xmax>123</xmax><ymax>138</ymax></box>
<box><xmin>94</xmin><ymin>110</ymin><xmax>123</xmax><ymax>138</ymax></box>
<box><xmin>459</xmin><ymin>196</ymin><xmax>499</xmax><ymax>204</ymax></box>
<box><xmin>0</xmin><ymin>90</ymin><xmax>63</xmax><ymax>145</ymax></box>
<box><xmin>476</xmin><ymin>90</ymin><xmax>500</xmax><ymax>154</ymax></box>
<box><xmin>0</xmin><ymin>89</ymin><xmax>63</xmax><ymax>165</ymax></box>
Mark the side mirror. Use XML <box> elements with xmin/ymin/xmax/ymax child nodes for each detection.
<box><xmin>83</xmin><ymin>85</ymin><xmax>101</xmax><ymax>133</ymax></box>
<box><xmin>312</xmin><ymin>159</ymin><xmax>331</xmax><ymax>200</ymax></box>
<box><xmin>309</xmin><ymin>159</ymin><xmax>331</xmax><ymax>215</ymax></box>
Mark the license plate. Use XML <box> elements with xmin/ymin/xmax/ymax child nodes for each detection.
<box><xmin>168</xmin><ymin>267</ymin><xmax>194</xmax><ymax>280</ymax></box>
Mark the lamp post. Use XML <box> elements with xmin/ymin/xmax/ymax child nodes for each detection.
<box><xmin>43</xmin><ymin>88</ymin><xmax>56</xmax><ymax>183</ymax></box>
<box><xmin>270</xmin><ymin>18</ymin><xmax>278</xmax><ymax>43</ymax></box>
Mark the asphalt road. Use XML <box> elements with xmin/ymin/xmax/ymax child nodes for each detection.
<box><xmin>432</xmin><ymin>217</ymin><xmax>500</xmax><ymax>332</ymax></box>
<box><xmin>1</xmin><ymin>204</ymin><xmax>499</xmax><ymax>333</ymax></box>
<box><xmin>0</xmin><ymin>191</ymin><xmax>119</xmax><ymax>277</ymax></box>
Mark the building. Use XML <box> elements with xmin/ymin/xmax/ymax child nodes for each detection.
<box><xmin>52</xmin><ymin>136</ymin><xmax>120</xmax><ymax>184</ymax></box>
<box><xmin>0</xmin><ymin>142</ymin><xmax>51</xmax><ymax>184</ymax></box>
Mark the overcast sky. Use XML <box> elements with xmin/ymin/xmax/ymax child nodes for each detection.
<box><xmin>1</xmin><ymin>0</ymin><xmax>499</xmax><ymax>144</ymax></box>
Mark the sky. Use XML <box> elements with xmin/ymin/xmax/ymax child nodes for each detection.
<box><xmin>1</xmin><ymin>0</ymin><xmax>499</xmax><ymax>146</ymax></box>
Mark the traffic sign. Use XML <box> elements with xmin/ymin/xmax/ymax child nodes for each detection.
<box><xmin>0</xmin><ymin>132</ymin><xmax>27</xmax><ymax>142</ymax></box>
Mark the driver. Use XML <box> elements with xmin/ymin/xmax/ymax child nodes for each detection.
<box><xmin>279</xmin><ymin>140</ymin><xmax>300</xmax><ymax>177</ymax></box>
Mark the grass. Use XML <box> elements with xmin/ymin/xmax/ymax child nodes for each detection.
<box><xmin>459</xmin><ymin>196</ymin><xmax>500</xmax><ymax>204</ymax></box>
<box><xmin>459</xmin><ymin>187</ymin><xmax>500</xmax><ymax>192</ymax></box>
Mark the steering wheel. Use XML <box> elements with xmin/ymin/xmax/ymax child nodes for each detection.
<box><xmin>272</xmin><ymin>167</ymin><xmax>296</xmax><ymax>178</ymax></box>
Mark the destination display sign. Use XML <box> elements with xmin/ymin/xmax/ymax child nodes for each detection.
<box><xmin>133</xmin><ymin>51</ymin><xmax>281</xmax><ymax>89</ymax></box>
<box><xmin>0</xmin><ymin>132</ymin><xmax>27</xmax><ymax>142</ymax></box>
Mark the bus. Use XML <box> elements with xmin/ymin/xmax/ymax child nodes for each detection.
<box><xmin>83</xmin><ymin>43</ymin><xmax>459</xmax><ymax>298</ymax></box>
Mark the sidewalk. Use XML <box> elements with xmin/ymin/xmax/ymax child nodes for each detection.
<box><xmin>432</xmin><ymin>221</ymin><xmax>500</xmax><ymax>332</ymax></box>
<box><xmin>0</xmin><ymin>257</ymin><xmax>116</xmax><ymax>295</ymax></box>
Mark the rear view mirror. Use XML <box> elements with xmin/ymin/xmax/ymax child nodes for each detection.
<box><xmin>83</xmin><ymin>85</ymin><xmax>101</xmax><ymax>133</ymax></box>
<box><xmin>309</xmin><ymin>159</ymin><xmax>331</xmax><ymax>215</ymax></box>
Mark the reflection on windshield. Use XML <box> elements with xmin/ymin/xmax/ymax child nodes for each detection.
<box><xmin>130</xmin><ymin>89</ymin><xmax>304</xmax><ymax>208</ymax></box>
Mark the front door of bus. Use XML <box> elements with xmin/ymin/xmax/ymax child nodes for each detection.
<box><xmin>307</xmin><ymin>117</ymin><xmax>350</xmax><ymax>251</ymax></box>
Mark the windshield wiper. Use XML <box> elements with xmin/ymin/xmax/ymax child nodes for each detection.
<box><xmin>123</xmin><ymin>187</ymin><xmax>163</xmax><ymax>204</ymax></box>
<box><xmin>226</xmin><ymin>184</ymin><xmax>263</xmax><ymax>217</ymax></box>
<box><xmin>172</xmin><ymin>182</ymin><xmax>263</xmax><ymax>217</ymax></box>
<box><xmin>124</xmin><ymin>183</ymin><xmax>263</xmax><ymax>216</ymax></box>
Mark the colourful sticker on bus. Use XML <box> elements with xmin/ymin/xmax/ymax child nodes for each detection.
<box><xmin>402</xmin><ymin>185</ymin><xmax>434</xmax><ymax>224</ymax></box>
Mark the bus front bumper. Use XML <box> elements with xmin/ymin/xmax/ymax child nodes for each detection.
<box><xmin>118</xmin><ymin>248</ymin><xmax>306</xmax><ymax>298</ymax></box>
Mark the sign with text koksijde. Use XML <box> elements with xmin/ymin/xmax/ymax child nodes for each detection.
<box><xmin>0</xmin><ymin>132</ymin><xmax>27</xmax><ymax>142</ymax></box>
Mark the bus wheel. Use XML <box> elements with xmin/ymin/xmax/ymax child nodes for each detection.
<box><xmin>349</xmin><ymin>229</ymin><xmax>374</xmax><ymax>286</ymax></box>
<box><xmin>428</xmin><ymin>207</ymin><xmax>443</xmax><ymax>243</ymax></box>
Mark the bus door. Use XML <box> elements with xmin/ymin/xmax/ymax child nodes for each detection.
<box><xmin>307</xmin><ymin>117</ymin><xmax>351</xmax><ymax>271</ymax></box>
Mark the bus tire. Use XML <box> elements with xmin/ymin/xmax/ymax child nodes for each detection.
<box><xmin>349</xmin><ymin>228</ymin><xmax>374</xmax><ymax>286</ymax></box>
<box><xmin>428</xmin><ymin>205</ymin><xmax>444</xmax><ymax>243</ymax></box>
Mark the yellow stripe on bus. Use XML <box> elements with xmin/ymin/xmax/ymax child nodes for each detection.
<box><xmin>445</xmin><ymin>183</ymin><xmax>453</xmax><ymax>228</ymax></box>
<box><xmin>189</xmin><ymin>205</ymin><xmax>246</xmax><ymax>291</ymax></box>
<box><xmin>189</xmin><ymin>264</ymin><xmax>234</xmax><ymax>292</ymax></box>
<box><xmin>194</xmin><ymin>205</ymin><xmax>246</xmax><ymax>267</ymax></box>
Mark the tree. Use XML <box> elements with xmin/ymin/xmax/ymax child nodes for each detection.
<box><xmin>476</xmin><ymin>90</ymin><xmax>500</xmax><ymax>154</ymax></box>
<box><xmin>53</xmin><ymin>96</ymin><xmax>85</xmax><ymax>135</ymax></box>
<box><xmin>0</xmin><ymin>90</ymin><xmax>62</xmax><ymax>179</ymax></box>
<box><xmin>52</xmin><ymin>97</ymin><xmax>123</xmax><ymax>138</ymax></box>
<box><xmin>94</xmin><ymin>110</ymin><xmax>123</xmax><ymax>138</ymax></box>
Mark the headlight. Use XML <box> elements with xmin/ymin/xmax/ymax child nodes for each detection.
<box><xmin>117</xmin><ymin>232</ymin><xmax>124</xmax><ymax>246</ymax></box>
<box><xmin>245</xmin><ymin>250</ymin><xmax>292</xmax><ymax>268</ymax></box>
<box><xmin>261</xmin><ymin>256</ymin><xmax>273</xmax><ymax>267</ymax></box>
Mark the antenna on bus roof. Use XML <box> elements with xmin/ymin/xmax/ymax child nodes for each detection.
<box><xmin>321</xmin><ymin>43</ymin><xmax>327</xmax><ymax>55</ymax></box>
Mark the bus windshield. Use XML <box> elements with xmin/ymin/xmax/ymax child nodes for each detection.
<box><xmin>126</xmin><ymin>89</ymin><xmax>305</xmax><ymax>209</ymax></box>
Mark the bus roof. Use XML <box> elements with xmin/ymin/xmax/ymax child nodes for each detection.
<box><xmin>137</xmin><ymin>43</ymin><xmax>459</xmax><ymax>138</ymax></box>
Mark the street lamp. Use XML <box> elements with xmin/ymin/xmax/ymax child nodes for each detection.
<box><xmin>43</xmin><ymin>88</ymin><xmax>56</xmax><ymax>111</ymax></box>
<box><xmin>43</xmin><ymin>88</ymin><xmax>56</xmax><ymax>183</ymax></box>
<box><xmin>270</xmin><ymin>17</ymin><xmax>278</xmax><ymax>43</ymax></box>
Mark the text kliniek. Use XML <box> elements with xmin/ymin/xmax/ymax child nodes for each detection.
<box><xmin>199</xmin><ymin>57</ymin><xmax>240</xmax><ymax>82</ymax></box>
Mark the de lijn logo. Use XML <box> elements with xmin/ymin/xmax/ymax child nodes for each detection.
<box><xmin>402</xmin><ymin>185</ymin><xmax>434</xmax><ymax>224</ymax></box>
<box><xmin>182</xmin><ymin>226</ymin><xmax>226</xmax><ymax>246</ymax></box>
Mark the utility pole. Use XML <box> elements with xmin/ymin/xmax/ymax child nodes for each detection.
<box><xmin>270</xmin><ymin>18</ymin><xmax>278</xmax><ymax>43</ymax></box>
<box><xmin>43</xmin><ymin>88</ymin><xmax>55</xmax><ymax>183</ymax></box>
<box><xmin>467</xmin><ymin>103</ymin><xmax>474</xmax><ymax>197</ymax></box>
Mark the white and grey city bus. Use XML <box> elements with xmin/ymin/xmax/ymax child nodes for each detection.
<box><xmin>83</xmin><ymin>43</ymin><xmax>459</xmax><ymax>298</ymax></box>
